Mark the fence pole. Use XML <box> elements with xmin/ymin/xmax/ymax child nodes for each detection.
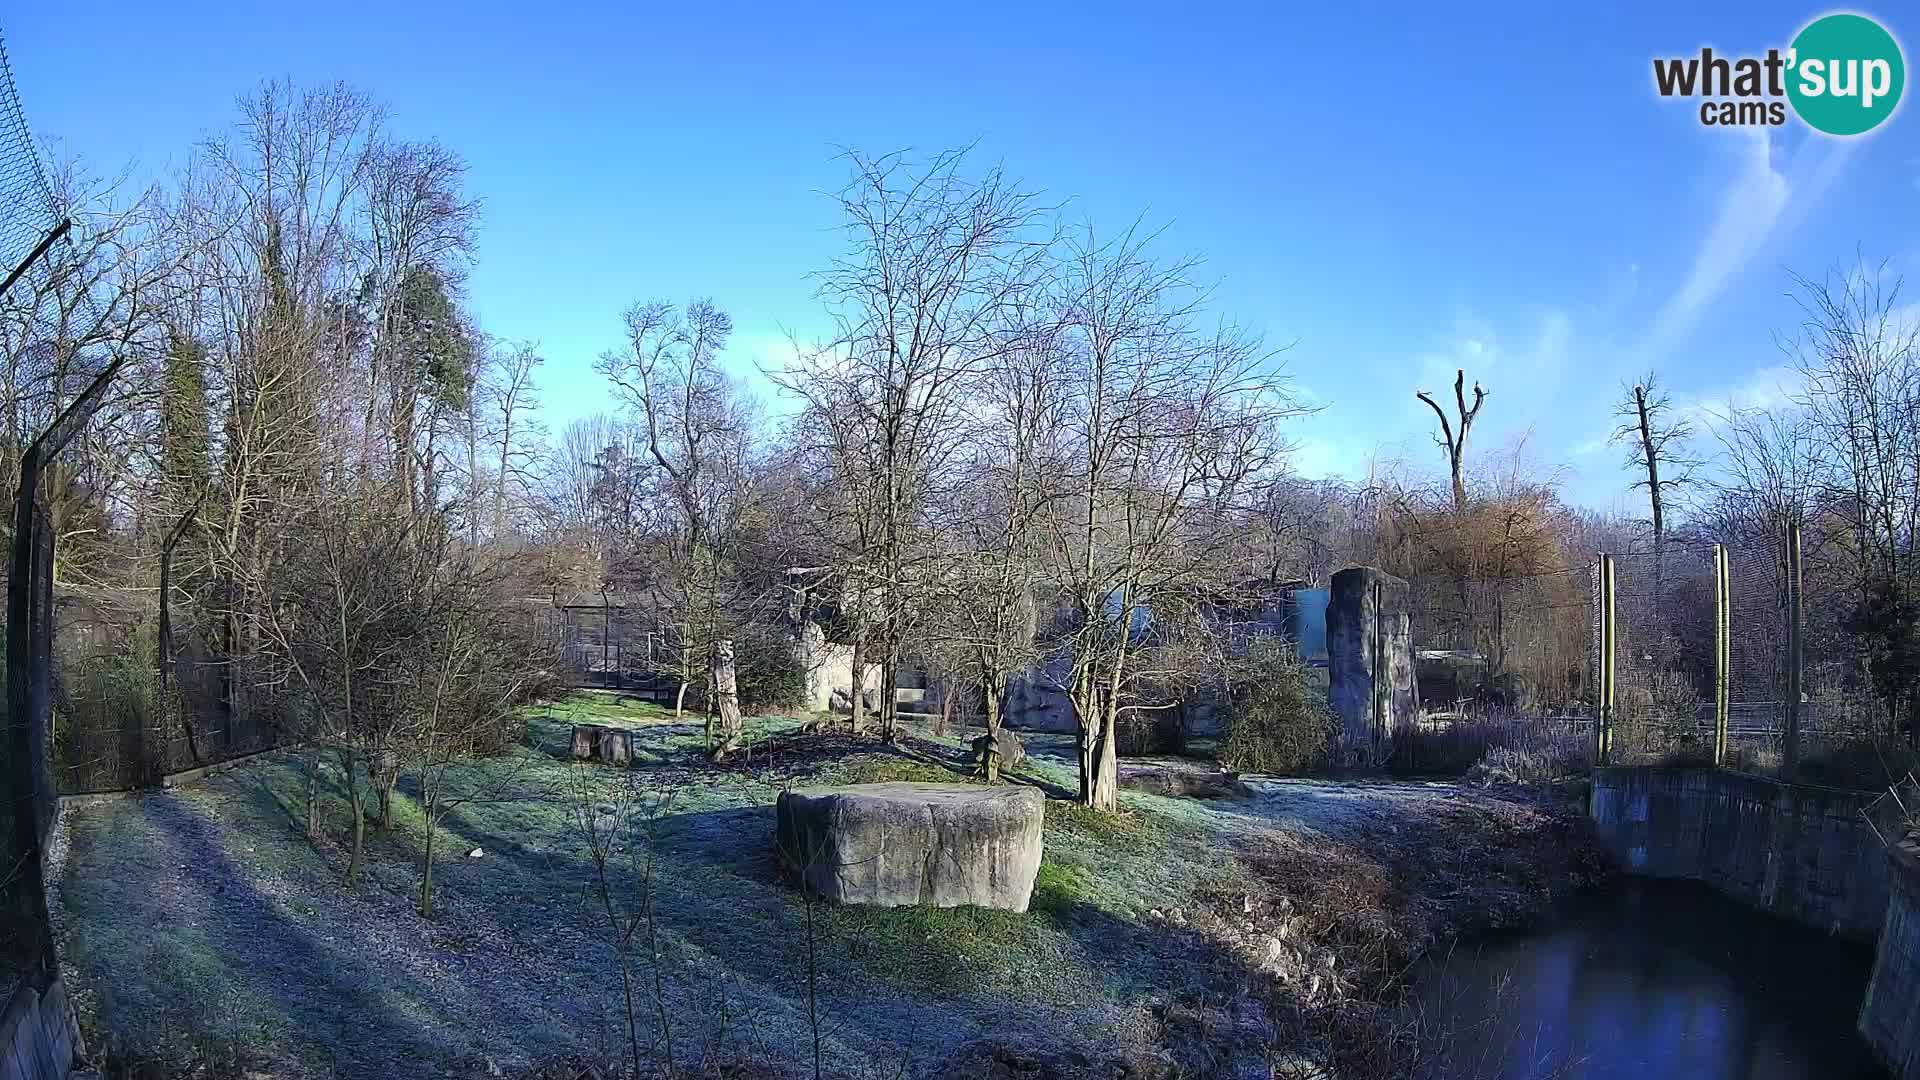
<box><xmin>1714</xmin><ymin>543</ymin><xmax>1730</xmax><ymax>767</ymax></box>
<box><xmin>1784</xmin><ymin>521</ymin><xmax>1804</xmax><ymax>773</ymax></box>
<box><xmin>1597</xmin><ymin>554</ymin><xmax>1616</xmax><ymax>766</ymax></box>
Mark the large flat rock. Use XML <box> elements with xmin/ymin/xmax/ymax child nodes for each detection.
<box><xmin>775</xmin><ymin>782</ymin><xmax>1044</xmax><ymax>912</ymax></box>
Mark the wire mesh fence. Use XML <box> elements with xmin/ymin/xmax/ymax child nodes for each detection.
<box><xmin>0</xmin><ymin>24</ymin><xmax>113</xmax><ymax>982</ymax></box>
<box><xmin>1607</xmin><ymin>545</ymin><xmax>1718</xmax><ymax>766</ymax></box>
<box><xmin>538</xmin><ymin>598</ymin><xmax>681</xmax><ymax>698</ymax></box>
<box><xmin>1586</xmin><ymin>526</ymin><xmax>1909</xmax><ymax>788</ymax></box>
<box><xmin>45</xmin><ymin>592</ymin><xmax>288</xmax><ymax>795</ymax></box>
<box><xmin>1391</xmin><ymin>524</ymin><xmax>1911</xmax><ymax>790</ymax></box>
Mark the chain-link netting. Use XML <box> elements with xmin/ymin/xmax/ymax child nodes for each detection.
<box><xmin>1</xmin><ymin>24</ymin><xmax>123</xmax><ymax>982</ymax></box>
<box><xmin>1607</xmin><ymin>545</ymin><xmax>1717</xmax><ymax>764</ymax></box>
<box><xmin>0</xmin><ymin>27</ymin><xmax>80</xmax><ymax>384</ymax></box>
<box><xmin>1793</xmin><ymin>521</ymin><xmax>1895</xmax><ymax>773</ymax></box>
<box><xmin>1405</xmin><ymin>567</ymin><xmax>1593</xmax><ymax>715</ymax></box>
<box><xmin>0</xmin><ymin>33</ymin><xmax>60</xmax><ymax>272</ymax></box>
<box><xmin>1584</xmin><ymin>526</ymin><xmax>1904</xmax><ymax>784</ymax></box>
<box><xmin>1722</xmin><ymin>534</ymin><xmax>1793</xmax><ymax>765</ymax></box>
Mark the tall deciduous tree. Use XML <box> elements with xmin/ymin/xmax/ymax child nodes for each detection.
<box><xmin>596</xmin><ymin>300</ymin><xmax>757</xmax><ymax>751</ymax></box>
<box><xmin>777</xmin><ymin>148</ymin><xmax>1049</xmax><ymax>740</ymax></box>
<box><xmin>1041</xmin><ymin>224</ymin><xmax>1299</xmax><ymax>809</ymax></box>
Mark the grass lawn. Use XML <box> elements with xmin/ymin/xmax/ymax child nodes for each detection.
<box><xmin>51</xmin><ymin>692</ymin><xmax>1598</xmax><ymax>1079</ymax></box>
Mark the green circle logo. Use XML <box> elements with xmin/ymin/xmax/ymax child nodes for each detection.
<box><xmin>1787</xmin><ymin>13</ymin><xmax>1905</xmax><ymax>135</ymax></box>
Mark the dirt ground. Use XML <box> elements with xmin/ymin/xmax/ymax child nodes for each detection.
<box><xmin>51</xmin><ymin>694</ymin><xmax>1606</xmax><ymax>1079</ymax></box>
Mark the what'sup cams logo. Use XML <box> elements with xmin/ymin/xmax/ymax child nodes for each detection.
<box><xmin>1654</xmin><ymin>12</ymin><xmax>1905</xmax><ymax>135</ymax></box>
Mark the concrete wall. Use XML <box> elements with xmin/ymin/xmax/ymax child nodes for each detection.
<box><xmin>791</xmin><ymin>621</ymin><xmax>854</xmax><ymax>713</ymax></box>
<box><xmin>1861</xmin><ymin>837</ymin><xmax>1920</xmax><ymax>1079</ymax></box>
<box><xmin>0</xmin><ymin>979</ymin><xmax>81</xmax><ymax>1080</ymax></box>
<box><xmin>1589</xmin><ymin>767</ymin><xmax>1892</xmax><ymax>940</ymax></box>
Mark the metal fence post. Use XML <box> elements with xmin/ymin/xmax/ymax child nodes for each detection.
<box><xmin>1784</xmin><ymin>521</ymin><xmax>1804</xmax><ymax>773</ymax></box>
<box><xmin>1714</xmin><ymin>543</ymin><xmax>1730</xmax><ymax>767</ymax></box>
<box><xmin>1598</xmin><ymin>554</ymin><xmax>1616</xmax><ymax>766</ymax></box>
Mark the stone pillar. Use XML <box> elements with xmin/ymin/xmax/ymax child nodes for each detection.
<box><xmin>1326</xmin><ymin>567</ymin><xmax>1417</xmax><ymax>767</ymax></box>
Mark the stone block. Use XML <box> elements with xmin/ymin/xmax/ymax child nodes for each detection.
<box><xmin>1327</xmin><ymin>566</ymin><xmax>1418</xmax><ymax>767</ymax></box>
<box><xmin>970</xmin><ymin>728</ymin><xmax>1027</xmax><ymax>777</ymax></box>
<box><xmin>776</xmin><ymin>782</ymin><xmax>1044</xmax><ymax>911</ymax></box>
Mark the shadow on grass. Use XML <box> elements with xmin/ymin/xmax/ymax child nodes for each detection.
<box><xmin>64</xmin><ymin>791</ymin><xmax>520</xmax><ymax>1079</ymax></box>
<box><xmin>66</xmin><ymin>717</ymin><xmax>1297</xmax><ymax>1075</ymax></box>
<box><xmin>426</xmin><ymin>781</ymin><xmax>1266</xmax><ymax>1065</ymax></box>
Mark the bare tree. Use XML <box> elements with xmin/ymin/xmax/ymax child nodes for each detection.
<box><xmin>596</xmin><ymin>299</ymin><xmax>758</xmax><ymax>752</ymax></box>
<box><xmin>1416</xmin><ymin>369</ymin><xmax>1487</xmax><ymax>511</ymax></box>
<box><xmin>406</xmin><ymin>581</ymin><xmax>545</xmax><ymax>917</ymax></box>
<box><xmin>1789</xmin><ymin>260</ymin><xmax>1920</xmax><ymax>588</ymax></box>
<box><xmin>481</xmin><ymin>338</ymin><xmax>545</xmax><ymax>540</ymax></box>
<box><xmin>1040</xmin><ymin>223</ymin><xmax>1300</xmax><ymax>809</ymax></box>
<box><xmin>249</xmin><ymin>492</ymin><xmax>460</xmax><ymax>888</ymax></box>
<box><xmin>776</xmin><ymin>147</ymin><xmax>1050</xmax><ymax>740</ymax></box>
<box><xmin>1610</xmin><ymin>372</ymin><xmax>1698</xmax><ymax>557</ymax></box>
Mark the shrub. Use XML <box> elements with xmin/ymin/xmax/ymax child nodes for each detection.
<box><xmin>55</xmin><ymin>623</ymin><xmax>166</xmax><ymax>791</ymax></box>
<box><xmin>1467</xmin><ymin>742</ymin><xmax>1585</xmax><ymax>786</ymax></box>
<box><xmin>735</xmin><ymin>624</ymin><xmax>807</xmax><ymax>713</ymax></box>
<box><xmin>1220</xmin><ymin>640</ymin><xmax>1336</xmax><ymax>775</ymax></box>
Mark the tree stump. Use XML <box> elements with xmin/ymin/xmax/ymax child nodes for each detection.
<box><xmin>570</xmin><ymin>724</ymin><xmax>603</xmax><ymax>760</ymax></box>
<box><xmin>598</xmin><ymin>727</ymin><xmax>633</xmax><ymax>767</ymax></box>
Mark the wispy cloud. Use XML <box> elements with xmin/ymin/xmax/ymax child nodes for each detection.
<box><xmin>1642</xmin><ymin>128</ymin><xmax>1788</xmax><ymax>358</ymax></box>
<box><xmin>1410</xmin><ymin>308</ymin><xmax>1577</xmax><ymax>434</ymax></box>
<box><xmin>1640</xmin><ymin>127</ymin><xmax>1852</xmax><ymax>362</ymax></box>
<box><xmin>1679</xmin><ymin>362</ymin><xmax>1804</xmax><ymax>431</ymax></box>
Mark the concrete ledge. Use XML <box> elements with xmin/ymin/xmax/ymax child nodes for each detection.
<box><xmin>0</xmin><ymin>979</ymin><xmax>82</xmax><ymax>1080</ymax></box>
<box><xmin>158</xmin><ymin>747</ymin><xmax>282</xmax><ymax>789</ymax></box>
<box><xmin>1590</xmin><ymin>766</ymin><xmax>1889</xmax><ymax>940</ymax></box>
<box><xmin>1862</xmin><ymin>836</ymin><xmax>1920</xmax><ymax>1078</ymax></box>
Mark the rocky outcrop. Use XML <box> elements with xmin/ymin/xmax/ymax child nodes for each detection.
<box><xmin>775</xmin><ymin>782</ymin><xmax>1045</xmax><ymax>911</ymax></box>
<box><xmin>1117</xmin><ymin>762</ymin><xmax>1253</xmax><ymax>800</ymax></box>
<box><xmin>970</xmin><ymin>728</ymin><xmax>1028</xmax><ymax>778</ymax></box>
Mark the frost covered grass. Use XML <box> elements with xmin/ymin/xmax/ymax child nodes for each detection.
<box><xmin>53</xmin><ymin>692</ymin><xmax>1601</xmax><ymax>1079</ymax></box>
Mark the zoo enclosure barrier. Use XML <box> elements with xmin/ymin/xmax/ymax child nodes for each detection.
<box><xmin>536</xmin><ymin>597</ymin><xmax>681</xmax><ymax>699</ymax></box>
<box><xmin>1593</xmin><ymin>525</ymin><xmax>1886</xmax><ymax>779</ymax></box>
<box><xmin>0</xmin><ymin>17</ymin><xmax>112</xmax><ymax>1013</ymax></box>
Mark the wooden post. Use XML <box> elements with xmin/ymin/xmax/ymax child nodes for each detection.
<box><xmin>1784</xmin><ymin>521</ymin><xmax>1804</xmax><ymax>773</ymax></box>
<box><xmin>1714</xmin><ymin>543</ymin><xmax>1730</xmax><ymax>767</ymax></box>
<box><xmin>1597</xmin><ymin>554</ymin><xmax>1617</xmax><ymax>766</ymax></box>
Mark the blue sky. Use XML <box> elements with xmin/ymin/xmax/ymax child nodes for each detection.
<box><xmin>8</xmin><ymin>2</ymin><xmax>1918</xmax><ymax>512</ymax></box>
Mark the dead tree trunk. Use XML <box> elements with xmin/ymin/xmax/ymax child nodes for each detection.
<box><xmin>1416</xmin><ymin>369</ymin><xmax>1488</xmax><ymax>511</ymax></box>
<box><xmin>710</xmin><ymin>637</ymin><xmax>743</xmax><ymax>756</ymax></box>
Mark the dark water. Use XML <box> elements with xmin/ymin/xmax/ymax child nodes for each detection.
<box><xmin>1409</xmin><ymin>879</ymin><xmax>1887</xmax><ymax>1079</ymax></box>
